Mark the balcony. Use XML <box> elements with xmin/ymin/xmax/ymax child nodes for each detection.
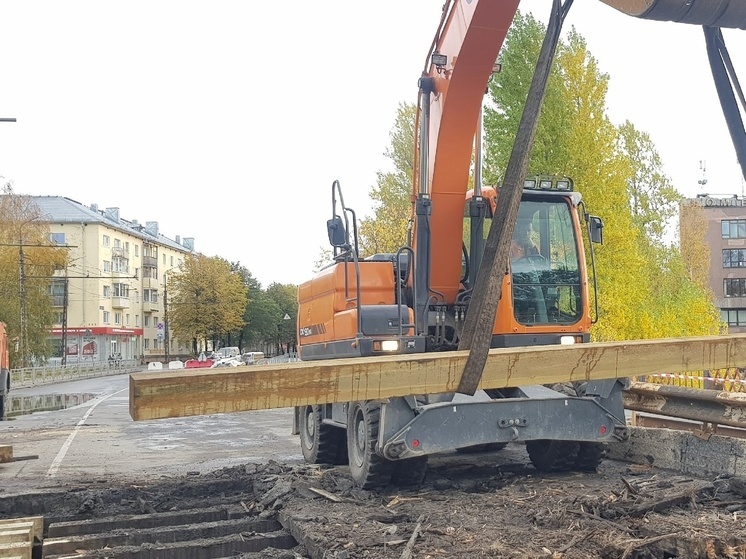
<box><xmin>142</xmin><ymin>277</ymin><xmax>158</xmax><ymax>290</ymax></box>
<box><xmin>142</xmin><ymin>301</ymin><xmax>159</xmax><ymax>313</ymax></box>
<box><xmin>51</xmin><ymin>295</ymin><xmax>65</xmax><ymax>307</ymax></box>
<box><xmin>111</xmin><ymin>296</ymin><xmax>130</xmax><ymax>309</ymax></box>
<box><xmin>142</xmin><ymin>256</ymin><xmax>157</xmax><ymax>268</ymax></box>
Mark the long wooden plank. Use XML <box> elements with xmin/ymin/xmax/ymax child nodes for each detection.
<box><xmin>130</xmin><ymin>334</ymin><xmax>746</xmax><ymax>421</ymax></box>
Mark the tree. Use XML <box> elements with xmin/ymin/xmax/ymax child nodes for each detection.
<box><xmin>357</xmin><ymin>102</ymin><xmax>417</xmax><ymax>256</ymax></box>
<box><xmin>0</xmin><ymin>185</ymin><xmax>68</xmax><ymax>367</ymax></box>
<box><xmin>617</xmin><ymin>120</ymin><xmax>681</xmax><ymax>244</ymax></box>
<box><xmin>167</xmin><ymin>255</ymin><xmax>247</xmax><ymax>354</ymax></box>
<box><xmin>265</xmin><ymin>282</ymin><xmax>298</xmax><ymax>354</ymax></box>
<box><xmin>235</xmin><ymin>267</ymin><xmax>281</xmax><ymax>351</ymax></box>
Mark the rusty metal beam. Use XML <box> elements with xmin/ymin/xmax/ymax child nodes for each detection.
<box><xmin>631</xmin><ymin>413</ymin><xmax>746</xmax><ymax>440</ymax></box>
<box><xmin>625</xmin><ymin>381</ymin><xmax>746</xmax><ymax>429</ymax></box>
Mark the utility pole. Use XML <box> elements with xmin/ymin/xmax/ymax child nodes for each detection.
<box><xmin>164</xmin><ymin>271</ymin><xmax>169</xmax><ymax>363</ymax></box>
<box><xmin>61</xmin><ymin>277</ymin><xmax>69</xmax><ymax>366</ymax></box>
<box><xmin>18</xmin><ymin>239</ymin><xmax>28</xmax><ymax>367</ymax></box>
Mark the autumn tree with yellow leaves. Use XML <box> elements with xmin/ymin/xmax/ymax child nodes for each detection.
<box><xmin>0</xmin><ymin>185</ymin><xmax>68</xmax><ymax>367</ymax></box>
<box><xmin>167</xmin><ymin>254</ymin><xmax>248</xmax><ymax>355</ymax></box>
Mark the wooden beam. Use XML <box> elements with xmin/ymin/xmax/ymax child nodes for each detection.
<box><xmin>0</xmin><ymin>446</ymin><xmax>12</xmax><ymax>464</ymax></box>
<box><xmin>129</xmin><ymin>334</ymin><xmax>746</xmax><ymax>421</ymax></box>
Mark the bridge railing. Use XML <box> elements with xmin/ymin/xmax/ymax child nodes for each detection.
<box><xmin>10</xmin><ymin>360</ymin><xmax>142</xmax><ymax>388</ymax></box>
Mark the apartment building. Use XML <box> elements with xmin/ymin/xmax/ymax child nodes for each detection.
<box><xmin>31</xmin><ymin>196</ymin><xmax>196</xmax><ymax>363</ymax></box>
<box><xmin>682</xmin><ymin>194</ymin><xmax>746</xmax><ymax>334</ymax></box>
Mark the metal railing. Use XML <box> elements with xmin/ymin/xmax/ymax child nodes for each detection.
<box><xmin>10</xmin><ymin>360</ymin><xmax>142</xmax><ymax>388</ymax></box>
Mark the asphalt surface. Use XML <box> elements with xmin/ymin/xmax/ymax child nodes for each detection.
<box><xmin>0</xmin><ymin>372</ymin><xmax>302</xmax><ymax>495</ymax></box>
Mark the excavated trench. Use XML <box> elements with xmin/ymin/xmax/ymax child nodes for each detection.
<box><xmin>2</xmin><ymin>450</ymin><xmax>745</xmax><ymax>559</ymax></box>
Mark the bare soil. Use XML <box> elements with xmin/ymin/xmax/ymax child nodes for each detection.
<box><xmin>2</xmin><ymin>444</ymin><xmax>745</xmax><ymax>558</ymax></box>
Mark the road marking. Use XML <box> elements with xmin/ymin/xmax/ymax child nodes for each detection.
<box><xmin>47</xmin><ymin>389</ymin><xmax>127</xmax><ymax>478</ymax></box>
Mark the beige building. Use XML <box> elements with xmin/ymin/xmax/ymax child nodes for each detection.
<box><xmin>32</xmin><ymin>196</ymin><xmax>196</xmax><ymax>364</ymax></box>
<box><xmin>682</xmin><ymin>194</ymin><xmax>746</xmax><ymax>334</ymax></box>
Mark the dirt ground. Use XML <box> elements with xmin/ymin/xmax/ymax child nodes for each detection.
<box><xmin>4</xmin><ymin>443</ymin><xmax>745</xmax><ymax>559</ymax></box>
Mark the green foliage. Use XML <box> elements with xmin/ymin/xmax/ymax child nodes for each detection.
<box><xmin>358</xmin><ymin>102</ymin><xmax>416</xmax><ymax>256</ymax></box>
<box><xmin>482</xmin><ymin>14</ymin><xmax>721</xmax><ymax>340</ymax></box>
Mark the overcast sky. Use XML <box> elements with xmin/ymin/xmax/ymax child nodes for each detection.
<box><xmin>1</xmin><ymin>1</ymin><xmax>744</xmax><ymax>287</ymax></box>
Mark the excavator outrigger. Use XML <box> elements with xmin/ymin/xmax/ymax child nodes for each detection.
<box><xmin>295</xmin><ymin>0</ymin><xmax>746</xmax><ymax>489</ymax></box>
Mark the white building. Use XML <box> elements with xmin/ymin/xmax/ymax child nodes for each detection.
<box><xmin>32</xmin><ymin>196</ymin><xmax>195</xmax><ymax>363</ymax></box>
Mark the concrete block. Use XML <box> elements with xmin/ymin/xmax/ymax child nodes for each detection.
<box><xmin>147</xmin><ymin>362</ymin><xmax>163</xmax><ymax>371</ymax></box>
<box><xmin>609</xmin><ymin>426</ymin><xmax>746</xmax><ymax>477</ymax></box>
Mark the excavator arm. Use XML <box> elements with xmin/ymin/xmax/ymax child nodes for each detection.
<box><xmin>415</xmin><ymin>0</ymin><xmax>746</xmax><ymax>309</ymax></box>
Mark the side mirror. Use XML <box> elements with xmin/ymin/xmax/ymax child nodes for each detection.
<box><xmin>327</xmin><ymin>216</ymin><xmax>347</xmax><ymax>247</ymax></box>
<box><xmin>588</xmin><ymin>216</ymin><xmax>603</xmax><ymax>245</ymax></box>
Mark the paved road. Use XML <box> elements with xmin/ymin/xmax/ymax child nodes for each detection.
<box><xmin>0</xmin><ymin>373</ymin><xmax>302</xmax><ymax>495</ymax></box>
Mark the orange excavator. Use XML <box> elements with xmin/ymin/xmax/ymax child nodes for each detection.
<box><xmin>295</xmin><ymin>0</ymin><xmax>746</xmax><ymax>489</ymax></box>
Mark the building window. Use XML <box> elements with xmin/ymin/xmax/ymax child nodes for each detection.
<box><xmin>115</xmin><ymin>312</ymin><xmax>122</xmax><ymax>325</ymax></box>
<box><xmin>153</xmin><ymin>338</ymin><xmax>159</xmax><ymax>348</ymax></box>
<box><xmin>114</xmin><ymin>238</ymin><xmax>121</xmax><ymax>248</ymax></box>
<box><xmin>135</xmin><ymin>245</ymin><xmax>139</xmax><ymax>257</ymax></box>
<box><xmin>136</xmin><ymin>315</ymin><xmax>140</xmax><ymax>327</ymax></box>
<box><xmin>144</xmin><ymin>289</ymin><xmax>158</xmax><ymax>303</ymax></box>
<box><xmin>144</xmin><ymin>316</ymin><xmax>150</xmax><ymax>327</ymax></box>
<box><xmin>144</xmin><ymin>339</ymin><xmax>150</xmax><ymax>350</ymax></box>
<box><xmin>103</xmin><ymin>260</ymin><xmax>111</xmax><ymax>273</ymax></box>
<box><xmin>723</xmin><ymin>249</ymin><xmax>746</xmax><ymax>268</ymax></box>
<box><xmin>103</xmin><ymin>235</ymin><xmax>110</xmax><ymax>247</ymax></box>
<box><xmin>722</xmin><ymin>220</ymin><xmax>746</xmax><ymax>239</ymax></box>
<box><xmin>162</xmin><ymin>253</ymin><xmax>166</xmax><ymax>265</ymax></box>
<box><xmin>54</xmin><ymin>312</ymin><xmax>63</xmax><ymax>325</ymax></box>
<box><xmin>721</xmin><ymin>308</ymin><xmax>746</xmax><ymax>326</ymax></box>
<box><xmin>103</xmin><ymin>285</ymin><xmax>111</xmax><ymax>298</ymax></box>
<box><xmin>113</xmin><ymin>283</ymin><xmax>129</xmax><ymax>297</ymax></box>
<box><xmin>170</xmin><ymin>255</ymin><xmax>174</xmax><ymax>266</ymax></box>
<box><xmin>724</xmin><ymin>278</ymin><xmax>746</xmax><ymax>297</ymax></box>
<box><xmin>50</xmin><ymin>232</ymin><xmax>65</xmax><ymax>245</ymax></box>
<box><xmin>103</xmin><ymin>310</ymin><xmax>110</xmax><ymax>323</ymax></box>
<box><xmin>126</xmin><ymin>313</ymin><xmax>130</xmax><ymax>325</ymax></box>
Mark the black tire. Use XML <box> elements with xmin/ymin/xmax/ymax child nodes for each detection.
<box><xmin>299</xmin><ymin>405</ymin><xmax>347</xmax><ymax>465</ymax></box>
<box><xmin>391</xmin><ymin>456</ymin><xmax>428</xmax><ymax>486</ymax></box>
<box><xmin>347</xmin><ymin>401</ymin><xmax>394</xmax><ymax>489</ymax></box>
<box><xmin>526</xmin><ymin>439</ymin><xmax>580</xmax><ymax>472</ymax></box>
<box><xmin>575</xmin><ymin>441</ymin><xmax>608</xmax><ymax>471</ymax></box>
<box><xmin>550</xmin><ymin>382</ymin><xmax>607</xmax><ymax>471</ymax></box>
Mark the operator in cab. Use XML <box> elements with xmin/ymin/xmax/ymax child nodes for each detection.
<box><xmin>510</xmin><ymin>217</ymin><xmax>540</xmax><ymax>261</ymax></box>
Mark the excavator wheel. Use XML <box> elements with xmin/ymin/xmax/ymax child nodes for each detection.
<box><xmin>549</xmin><ymin>381</ymin><xmax>608</xmax><ymax>471</ymax></box>
<box><xmin>526</xmin><ymin>440</ymin><xmax>581</xmax><ymax>472</ymax></box>
<box><xmin>347</xmin><ymin>401</ymin><xmax>394</xmax><ymax>489</ymax></box>
<box><xmin>391</xmin><ymin>456</ymin><xmax>428</xmax><ymax>486</ymax></box>
<box><xmin>575</xmin><ymin>442</ymin><xmax>608</xmax><ymax>471</ymax></box>
<box><xmin>299</xmin><ymin>405</ymin><xmax>347</xmax><ymax>465</ymax></box>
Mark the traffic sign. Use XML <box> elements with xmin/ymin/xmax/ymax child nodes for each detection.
<box><xmin>157</xmin><ymin>323</ymin><xmax>164</xmax><ymax>330</ymax></box>
<box><xmin>157</xmin><ymin>332</ymin><xmax>164</xmax><ymax>341</ymax></box>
